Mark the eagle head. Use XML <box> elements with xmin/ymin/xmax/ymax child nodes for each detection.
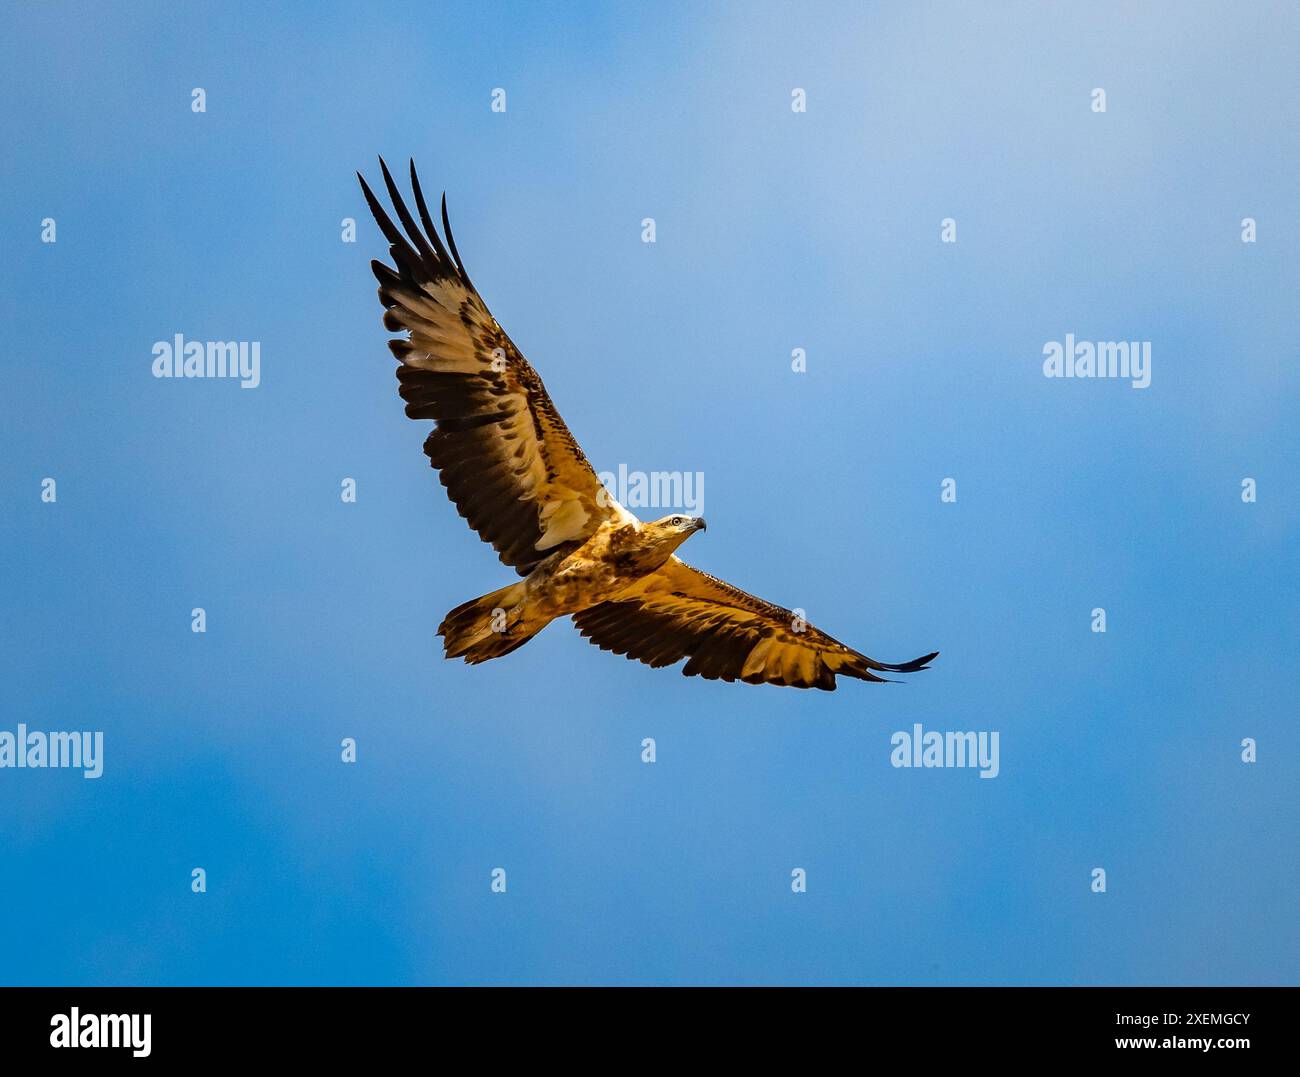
<box><xmin>642</xmin><ymin>514</ymin><xmax>707</xmax><ymax>552</ymax></box>
<box><xmin>654</xmin><ymin>513</ymin><xmax>706</xmax><ymax>534</ymax></box>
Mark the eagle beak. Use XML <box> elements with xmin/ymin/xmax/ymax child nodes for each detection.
<box><xmin>693</xmin><ymin>517</ymin><xmax>707</xmax><ymax>532</ymax></box>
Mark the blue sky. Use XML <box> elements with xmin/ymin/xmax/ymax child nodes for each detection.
<box><xmin>1</xmin><ymin>1</ymin><xmax>1296</xmax><ymax>985</ymax></box>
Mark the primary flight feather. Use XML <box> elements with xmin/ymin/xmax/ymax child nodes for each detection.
<box><xmin>359</xmin><ymin>159</ymin><xmax>937</xmax><ymax>690</ymax></box>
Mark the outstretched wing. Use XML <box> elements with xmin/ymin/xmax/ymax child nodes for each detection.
<box><xmin>360</xmin><ymin>159</ymin><xmax>634</xmax><ymax>575</ymax></box>
<box><xmin>573</xmin><ymin>558</ymin><xmax>937</xmax><ymax>690</ymax></box>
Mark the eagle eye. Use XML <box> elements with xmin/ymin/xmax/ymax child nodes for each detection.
<box><xmin>670</xmin><ymin>516</ymin><xmax>684</xmax><ymax>526</ymax></box>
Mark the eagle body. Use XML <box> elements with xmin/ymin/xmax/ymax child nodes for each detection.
<box><xmin>440</xmin><ymin>516</ymin><xmax>705</xmax><ymax>663</ymax></box>
<box><xmin>360</xmin><ymin>160</ymin><xmax>938</xmax><ymax>690</ymax></box>
<box><xmin>533</xmin><ymin>516</ymin><xmax>702</xmax><ymax>616</ymax></box>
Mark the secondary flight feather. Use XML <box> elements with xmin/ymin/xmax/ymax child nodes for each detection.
<box><xmin>359</xmin><ymin>159</ymin><xmax>937</xmax><ymax>690</ymax></box>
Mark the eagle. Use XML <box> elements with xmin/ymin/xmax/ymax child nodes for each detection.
<box><xmin>359</xmin><ymin>160</ymin><xmax>938</xmax><ymax>690</ymax></box>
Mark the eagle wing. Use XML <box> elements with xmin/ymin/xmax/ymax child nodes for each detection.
<box><xmin>573</xmin><ymin>557</ymin><xmax>938</xmax><ymax>691</ymax></box>
<box><xmin>360</xmin><ymin>159</ymin><xmax>634</xmax><ymax>575</ymax></box>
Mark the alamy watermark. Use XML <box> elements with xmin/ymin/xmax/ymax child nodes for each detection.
<box><xmin>50</xmin><ymin>1008</ymin><xmax>150</xmax><ymax>1057</ymax></box>
<box><xmin>152</xmin><ymin>333</ymin><xmax>261</xmax><ymax>388</ymax></box>
<box><xmin>0</xmin><ymin>724</ymin><xmax>103</xmax><ymax>778</ymax></box>
<box><xmin>597</xmin><ymin>464</ymin><xmax>704</xmax><ymax>514</ymax></box>
<box><xmin>1042</xmin><ymin>334</ymin><xmax>1150</xmax><ymax>389</ymax></box>
<box><xmin>891</xmin><ymin>722</ymin><xmax>999</xmax><ymax>778</ymax></box>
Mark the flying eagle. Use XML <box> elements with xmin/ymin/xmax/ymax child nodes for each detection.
<box><xmin>359</xmin><ymin>160</ymin><xmax>938</xmax><ymax>690</ymax></box>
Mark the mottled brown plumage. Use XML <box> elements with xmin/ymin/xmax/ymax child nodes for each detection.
<box><xmin>360</xmin><ymin>160</ymin><xmax>937</xmax><ymax>690</ymax></box>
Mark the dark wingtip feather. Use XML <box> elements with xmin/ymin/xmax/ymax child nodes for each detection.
<box><xmin>408</xmin><ymin>159</ymin><xmax>454</xmax><ymax>265</ymax></box>
<box><xmin>358</xmin><ymin>170</ymin><xmax>404</xmax><ymax>248</ymax></box>
<box><xmin>378</xmin><ymin>158</ymin><xmax>442</xmax><ymax>271</ymax></box>
<box><xmin>441</xmin><ymin>192</ymin><xmax>470</xmax><ymax>280</ymax></box>
<box><xmin>370</xmin><ymin>258</ymin><xmax>401</xmax><ymax>288</ymax></box>
<box><xmin>870</xmin><ymin>650</ymin><xmax>939</xmax><ymax>674</ymax></box>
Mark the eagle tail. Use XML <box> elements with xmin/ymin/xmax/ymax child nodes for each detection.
<box><xmin>438</xmin><ymin>582</ymin><xmax>546</xmax><ymax>664</ymax></box>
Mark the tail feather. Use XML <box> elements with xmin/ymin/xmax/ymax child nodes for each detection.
<box><xmin>438</xmin><ymin>582</ymin><xmax>547</xmax><ymax>664</ymax></box>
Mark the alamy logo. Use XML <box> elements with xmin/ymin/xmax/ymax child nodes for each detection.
<box><xmin>1042</xmin><ymin>334</ymin><xmax>1150</xmax><ymax>389</ymax></box>
<box><xmin>152</xmin><ymin>333</ymin><xmax>261</xmax><ymax>388</ymax></box>
<box><xmin>597</xmin><ymin>464</ymin><xmax>704</xmax><ymax>514</ymax></box>
<box><xmin>0</xmin><ymin>724</ymin><xmax>103</xmax><ymax>778</ymax></box>
<box><xmin>50</xmin><ymin>1008</ymin><xmax>150</xmax><ymax>1057</ymax></box>
<box><xmin>891</xmin><ymin>723</ymin><xmax>1000</xmax><ymax>778</ymax></box>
